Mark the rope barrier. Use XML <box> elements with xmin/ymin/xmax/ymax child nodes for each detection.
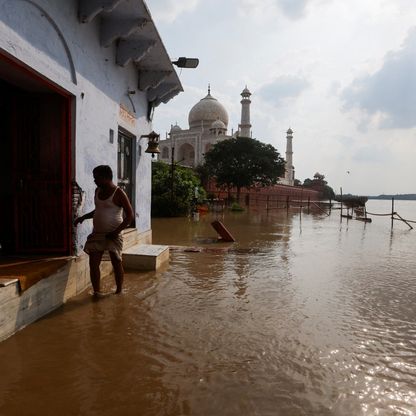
<box><xmin>311</xmin><ymin>201</ymin><xmax>330</xmax><ymax>216</ymax></box>
<box><xmin>394</xmin><ymin>213</ymin><xmax>414</xmax><ymax>229</ymax></box>
<box><xmin>398</xmin><ymin>218</ymin><xmax>416</xmax><ymax>224</ymax></box>
<box><xmin>364</xmin><ymin>211</ymin><xmax>415</xmax><ymax>229</ymax></box>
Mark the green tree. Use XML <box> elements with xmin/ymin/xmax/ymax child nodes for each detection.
<box><xmin>151</xmin><ymin>161</ymin><xmax>206</xmax><ymax>217</ymax></box>
<box><xmin>303</xmin><ymin>172</ymin><xmax>335</xmax><ymax>200</ymax></box>
<box><xmin>203</xmin><ymin>137</ymin><xmax>285</xmax><ymax>201</ymax></box>
<box><xmin>194</xmin><ymin>163</ymin><xmax>210</xmax><ymax>189</ymax></box>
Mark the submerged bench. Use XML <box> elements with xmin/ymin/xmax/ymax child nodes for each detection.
<box><xmin>123</xmin><ymin>244</ymin><xmax>169</xmax><ymax>271</ymax></box>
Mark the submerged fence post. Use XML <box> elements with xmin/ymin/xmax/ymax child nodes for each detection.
<box><xmin>340</xmin><ymin>187</ymin><xmax>343</xmax><ymax>220</ymax></box>
<box><xmin>391</xmin><ymin>197</ymin><xmax>395</xmax><ymax>229</ymax></box>
<box><xmin>307</xmin><ymin>196</ymin><xmax>310</xmax><ymax>214</ymax></box>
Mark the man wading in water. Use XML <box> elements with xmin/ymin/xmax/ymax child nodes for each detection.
<box><xmin>75</xmin><ymin>165</ymin><xmax>134</xmax><ymax>295</ymax></box>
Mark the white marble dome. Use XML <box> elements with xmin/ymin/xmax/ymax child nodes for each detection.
<box><xmin>211</xmin><ymin>118</ymin><xmax>226</xmax><ymax>129</ymax></box>
<box><xmin>170</xmin><ymin>123</ymin><xmax>182</xmax><ymax>133</ymax></box>
<box><xmin>188</xmin><ymin>91</ymin><xmax>229</xmax><ymax>129</ymax></box>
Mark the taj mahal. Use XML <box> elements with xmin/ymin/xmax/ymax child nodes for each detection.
<box><xmin>158</xmin><ymin>86</ymin><xmax>295</xmax><ymax>186</ymax></box>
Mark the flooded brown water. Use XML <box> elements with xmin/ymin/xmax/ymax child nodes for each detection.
<box><xmin>1</xmin><ymin>200</ymin><xmax>416</xmax><ymax>416</ymax></box>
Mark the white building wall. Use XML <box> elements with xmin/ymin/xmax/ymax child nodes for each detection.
<box><xmin>0</xmin><ymin>0</ymin><xmax>154</xmax><ymax>253</ymax></box>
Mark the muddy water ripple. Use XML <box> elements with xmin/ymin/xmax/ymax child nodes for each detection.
<box><xmin>0</xmin><ymin>200</ymin><xmax>415</xmax><ymax>415</ymax></box>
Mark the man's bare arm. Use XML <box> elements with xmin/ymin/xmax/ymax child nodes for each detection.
<box><xmin>74</xmin><ymin>210</ymin><xmax>95</xmax><ymax>226</ymax></box>
<box><xmin>106</xmin><ymin>190</ymin><xmax>134</xmax><ymax>238</ymax></box>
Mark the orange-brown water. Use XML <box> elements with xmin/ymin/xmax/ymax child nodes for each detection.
<box><xmin>0</xmin><ymin>200</ymin><xmax>415</xmax><ymax>415</ymax></box>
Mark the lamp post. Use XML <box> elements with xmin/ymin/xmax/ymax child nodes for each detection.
<box><xmin>171</xmin><ymin>144</ymin><xmax>175</xmax><ymax>203</ymax></box>
<box><xmin>167</xmin><ymin>57</ymin><xmax>198</xmax><ymax>207</ymax></box>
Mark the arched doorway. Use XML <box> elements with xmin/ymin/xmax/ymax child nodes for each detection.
<box><xmin>178</xmin><ymin>143</ymin><xmax>195</xmax><ymax>167</ymax></box>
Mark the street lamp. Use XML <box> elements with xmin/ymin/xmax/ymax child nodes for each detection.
<box><xmin>171</xmin><ymin>144</ymin><xmax>175</xmax><ymax>202</ymax></box>
<box><xmin>172</xmin><ymin>57</ymin><xmax>199</xmax><ymax>68</ymax></box>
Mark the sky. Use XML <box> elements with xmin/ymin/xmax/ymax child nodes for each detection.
<box><xmin>149</xmin><ymin>0</ymin><xmax>416</xmax><ymax>195</ymax></box>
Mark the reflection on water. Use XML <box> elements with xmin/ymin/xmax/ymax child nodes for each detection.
<box><xmin>0</xmin><ymin>201</ymin><xmax>415</xmax><ymax>415</ymax></box>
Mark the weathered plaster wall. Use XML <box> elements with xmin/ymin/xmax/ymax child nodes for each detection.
<box><xmin>0</xmin><ymin>0</ymin><xmax>154</xmax><ymax>253</ymax></box>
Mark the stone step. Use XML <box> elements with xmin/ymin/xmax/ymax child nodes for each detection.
<box><xmin>123</xmin><ymin>244</ymin><xmax>169</xmax><ymax>271</ymax></box>
<box><xmin>0</xmin><ymin>278</ymin><xmax>19</xmax><ymax>288</ymax></box>
<box><xmin>122</xmin><ymin>228</ymin><xmax>138</xmax><ymax>249</ymax></box>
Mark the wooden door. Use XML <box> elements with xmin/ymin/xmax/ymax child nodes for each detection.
<box><xmin>13</xmin><ymin>92</ymin><xmax>71</xmax><ymax>254</ymax></box>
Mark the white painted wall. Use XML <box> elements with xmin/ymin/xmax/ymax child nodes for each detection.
<box><xmin>0</xmin><ymin>0</ymin><xmax>155</xmax><ymax>254</ymax></box>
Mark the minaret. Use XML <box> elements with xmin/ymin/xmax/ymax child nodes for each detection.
<box><xmin>238</xmin><ymin>86</ymin><xmax>252</xmax><ymax>138</ymax></box>
<box><xmin>285</xmin><ymin>128</ymin><xmax>294</xmax><ymax>186</ymax></box>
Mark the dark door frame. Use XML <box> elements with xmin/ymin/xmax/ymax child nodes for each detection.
<box><xmin>0</xmin><ymin>50</ymin><xmax>73</xmax><ymax>255</ymax></box>
<box><xmin>117</xmin><ymin>127</ymin><xmax>136</xmax><ymax>225</ymax></box>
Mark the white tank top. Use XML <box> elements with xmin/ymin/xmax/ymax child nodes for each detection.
<box><xmin>93</xmin><ymin>187</ymin><xmax>123</xmax><ymax>233</ymax></box>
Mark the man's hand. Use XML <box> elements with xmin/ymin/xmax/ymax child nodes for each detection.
<box><xmin>74</xmin><ymin>210</ymin><xmax>95</xmax><ymax>226</ymax></box>
<box><xmin>74</xmin><ymin>216</ymin><xmax>84</xmax><ymax>226</ymax></box>
<box><xmin>106</xmin><ymin>230</ymin><xmax>120</xmax><ymax>240</ymax></box>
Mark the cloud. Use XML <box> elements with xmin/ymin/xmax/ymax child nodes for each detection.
<box><xmin>257</xmin><ymin>75</ymin><xmax>310</xmax><ymax>106</ymax></box>
<box><xmin>341</xmin><ymin>28</ymin><xmax>416</xmax><ymax>129</ymax></box>
<box><xmin>149</xmin><ymin>0</ymin><xmax>200</xmax><ymax>23</ymax></box>
<box><xmin>336</xmin><ymin>135</ymin><xmax>356</xmax><ymax>147</ymax></box>
<box><xmin>352</xmin><ymin>146</ymin><xmax>389</xmax><ymax>164</ymax></box>
<box><xmin>278</xmin><ymin>0</ymin><xmax>309</xmax><ymax>19</ymax></box>
<box><xmin>238</xmin><ymin>0</ymin><xmax>326</xmax><ymax>20</ymax></box>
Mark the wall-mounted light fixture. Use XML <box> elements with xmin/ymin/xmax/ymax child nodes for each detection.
<box><xmin>172</xmin><ymin>57</ymin><xmax>199</xmax><ymax>68</ymax></box>
<box><xmin>127</xmin><ymin>88</ymin><xmax>136</xmax><ymax>113</ymax></box>
<box><xmin>141</xmin><ymin>131</ymin><xmax>160</xmax><ymax>158</ymax></box>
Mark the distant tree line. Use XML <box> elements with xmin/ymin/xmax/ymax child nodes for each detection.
<box><xmin>301</xmin><ymin>172</ymin><xmax>335</xmax><ymax>200</ymax></box>
<box><xmin>151</xmin><ymin>161</ymin><xmax>206</xmax><ymax>217</ymax></box>
<box><xmin>368</xmin><ymin>194</ymin><xmax>416</xmax><ymax>200</ymax></box>
<box><xmin>152</xmin><ymin>137</ymin><xmax>338</xmax><ymax>217</ymax></box>
<box><xmin>201</xmin><ymin>136</ymin><xmax>286</xmax><ymax>201</ymax></box>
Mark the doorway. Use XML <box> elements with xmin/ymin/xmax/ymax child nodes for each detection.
<box><xmin>117</xmin><ymin>129</ymin><xmax>135</xmax><ymax>211</ymax></box>
<box><xmin>0</xmin><ymin>56</ymin><xmax>72</xmax><ymax>255</ymax></box>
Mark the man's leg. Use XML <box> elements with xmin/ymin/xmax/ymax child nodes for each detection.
<box><xmin>109</xmin><ymin>251</ymin><xmax>124</xmax><ymax>294</ymax></box>
<box><xmin>89</xmin><ymin>251</ymin><xmax>103</xmax><ymax>293</ymax></box>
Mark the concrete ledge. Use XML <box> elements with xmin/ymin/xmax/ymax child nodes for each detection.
<box><xmin>122</xmin><ymin>228</ymin><xmax>152</xmax><ymax>248</ymax></box>
<box><xmin>123</xmin><ymin>244</ymin><xmax>169</xmax><ymax>271</ymax></box>
<box><xmin>0</xmin><ymin>255</ymin><xmax>112</xmax><ymax>343</ymax></box>
<box><xmin>0</xmin><ymin>229</ymin><xmax>155</xmax><ymax>342</ymax></box>
<box><xmin>0</xmin><ymin>278</ymin><xmax>19</xmax><ymax>287</ymax></box>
